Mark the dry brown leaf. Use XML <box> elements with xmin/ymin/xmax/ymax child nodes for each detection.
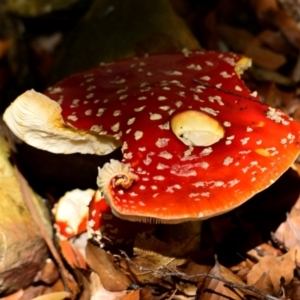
<box><xmin>247</xmin><ymin>245</ymin><xmax>300</xmax><ymax>294</ymax></box>
<box><xmin>250</xmin><ymin>0</ymin><xmax>300</xmax><ymax>49</ymax></box>
<box><xmin>89</xmin><ymin>272</ymin><xmax>127</xmax><ymax>300</ymax></box>
<box><xmin>0</xmin><ymin>290</ymin><xmax>24</xmax><ymax>300</ymax></box>
<box><xmin>274</xmin><ymin>195</ymin><xmax>300</xmax><ymax>249</ymax></box>
<box><xmin>0</xmin><ymin>134</ymin><xmax>52</xmax><ymax>294</ymax></box>
<box><xmin>247</xmin><ymin>243</ymin><xmax>282</xmax><ymax>262</ymax></box>
<box><xmin>126</xmin><ymin>233</ymin><xmax>199</xmax><ymax>283</ymax></box>
<box><xmin>59</xmin><ymin>240</ymin><xmax>87</xmax><ymax>269</ymax></box>
<box><xmin>121</xmin><ymin>290</ymin><xmax>140</xmax><ymax>300</ymax></box>
<box><xmin>33</xmin><ymin>259</ymin><xmax>59</xmax><ymax>285</ymax></box>
<box><xmin>217</xmin><ymin>24</ymin><xmax>286</xmax><ymax>70</ymax></box>
<box><xmin>86</xmin><ymin>242</ymin><xmax>131</xmax><ymax>292</ymax></box>
<box><xmin>198</xmin><ymin>260</ymin><xmax>245</xmax><ymax>299</ymax></box>
<box><xmin>31</xmin><ymin>292</ymin><xmax>71</xmax><ymax>300</ymax></box>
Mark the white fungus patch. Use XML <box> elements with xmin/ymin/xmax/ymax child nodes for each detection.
<box><xmin>158</xmin><ymin>96</ymin><xmax>167</xmax><ymax>101</ymax></box>
<box><xmin>49</xmin><ymin>87</ymin><xmax>63</xmax><ymax>94</ymax></box>
<box><xmin>224</xmin><ymin>121</ymin><xmax>231</xmax><ymax>127</ymax></box>
<box><xmin>155</xmin><ymin>138</ymin><xmax>170</xmax><ymax>148</ymax></box>
<box><xmin>123</xmin><ymin>152</ymin><xmax>133</xmax><ymax>159</ymax></box>
<box><xmin>193</xmin><ymin>181</ymin><xmax>205</xmax><ymax>187</ymax></box>
<box><xmin>110</xmin><ymin>78</ymin><xmax>126</xmax><ymax>84</ymax></box>
<box><xmin>153</xmin><ymin>176</ymin><xmax>165</xmax><ymax>181</ymax></box>
<box><xmin>119</xmin><ymin>95</ymin><xmax>128</xmax><ymax>100</ymax></box>
<box><xmin>159</xmin><ymin>122</ymin><xmax>170</xmax><ymax>130</ymax></box>
<box><xmin>200</xmin><ymin>76</ymin><xmax>210</xmax><ymax>81</ymax></box>
<box><xmin>171</xmin><ymin>169</ymin><xmax>197</xmax><ymax>177</ymax></box>
<box><xmin>87</xmin><ymin>85</ymin><xmax>96</xmax><ymax>91</ymax></box>
<box><xmin>266</xmin><ymin>107</ymin><xmax>290</xmax><ymax>125</ymax></box>
<box><xmin>164</xmin><ymin>70</ymin><xmax>183</xmax><ymax>76</ymax></box>
<box><xmin>220</xmin><ymin>71</ymin><xmax>232</xmax><ymax>78</ymax></box>
<box><xmin>228</xmin><ymin>179</ymin><xmax>240</xmax><ymax>187</ymax></box>
<box><xmin>241</xmin><ymin>137</ymin><xmax>250</xmax><ymax>145</ymax></box>
<box><xmin>201</xmin><ymin>192</ymin><xmax>210</xmax><ymax>197</ymax></box>
<box><xmin>159</xmin><ymin>106</ymin><xmax>170</xmax><ymax>111</ymax></box>
<box><xmin>200</xmin><ymin>147</ymin><xmax>213</xmax><ymax>156</ymax></box>
<box><xmin>246</xmin><ymin>127</ymin><xmax>253</xmax><ymax>132</ymax></box>
<box><xmin>90</xmin><ymin>125</ymin><xmax>102</xmax><ymax>132</ymax></box>
<box><xmin>122</xmin><ymin>141</ymin><xmax>128</xmax><ymax>150</ymax></box>
<box><xmin>158</xmin><ymin>151</ymin><xmax>173</xmax><ymax>159</ymax></box>
<box><xmin>134</xmin><ymin>106</ymin><xmax>146</xmax><ymax>112</ymax></box>
<box><xmin>113</xmin><ymin>110</ymin><xmax>121</xmax><ymax>117</ymax></box>
<box><xmin>223</xmin><ymin>157</ymin><xmax>233</xmax><ymax>166</ymax></box>
<box><xmin>150</xmin><ymin>113</ymin><xmax>162</xmax><ymax>120</ymax></box>
<box><xmin>96</xmin><ymin>108</ymin><xmax>106</xmax><ymax>117</ymax></box>
<box><xmin>187</xmin><ymin>64</ymin><xmax>202</xmax><ymax>70</ymax></box>
<box><xmin>116</xmin><ymin>87</ymin><xmax>128</xmax><ymax>94</ymax></box>
<box><xmin>127</xmin><ymin>117</ymin><xmax>135</xmax><ymax>125</ymax></box>
<box><xmin>86</xmin><ymin>93</ymin><xmax>94</xmax><ymax>99</ymax></box>
<box><xmin>200</xmin><ymin>107</ymin><xmax>219</xmax><ymax>116</ymax></box>
<box><xmin>138</xmin><ymin>96</ymin><xmax>147</xmax><ymax>100</ymax></box>
<box><xmin>71</xmin><ymin>99</ymin><xmax>80</xmax><ymax>108</ymax></box>
<box><xmin>189</xmin><ymin>193</ymin><xmax>200</xmax><ymax>198</ymax></box>
<box><xmin>198</xmin><ymin>162</ymin><xmax>209</xmax><ymax>169</ymax></box>
<box><xmin>166</xmin><ymin>184</ymin><xmax>181</xmax><ymax>193</ymax></box>
<box><xmin>134</xmin><ymin>131</ymin><xmax>143</xmax><ymax>140</ymax></box>
<box><xmin>212</xmin><ymin>181</ymin><xmax>224</xmax><ymax>187</ymax></box>
<box><xmin>193</xmin><ymin>95</ymin><xmax>204</xmax><ymax>102</ymax></box>
<box><xmin>208</xmin><ymin>95</ymin><xmax>224</xmax><ymax>106</ymax></box>
<box><xmin>111</xmin><ymin>122</ymin><xmax>120</xmax><ymax>132</ymax></box>
<box><xmin>140</xmin><ymin>82</ymin><xmax>149</xmax><ymax>88</ymax></box>
<box><xmin>235</xmin><ymin>85</ymin><xmax>242</xmax><ymax>91</ymax></box>
<box><xmin>67</xmin><ymin>115</ymin><xmax>78</xmax><ymax>121</ymax></box>
<box><xmin>157</xmin><ymin>163</ymin><xmax>169</xmax><ymax>170</ymax></box>
<box><xmin>143</xmin><ymin>155</ymin><xmax>152</xmax><ymax>165</ymax></box>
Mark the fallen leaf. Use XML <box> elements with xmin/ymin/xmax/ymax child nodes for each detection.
<box><xmin>59</xmin><ymin>240</ymin><xmax>87</xmax><ymax>269</ymax></box>
<box><xmin>31</xmin><ymin>291</ymin><xmax>71</xmax><ymax>300</ymax></box>
<box><xmin>0</xmin><ymin>134</ymin><xmax>52</xmax><ymax>294</ymax></box>
<box><xmin>86</xmin><ymin>242</ymin><xmax>132</xmax><ymax>291</ymax></box>
<box><xmin>198</xmin><ymin>260</ymin><xmax>245</xmax><ymax>299</ymax></box>
<box><xmin>247</xmin><ymin>245</ymin><xmax>300</xmax><ymax>294</ymax></box>
<box><xmin>89</xmin><ymin>272</ymin><xmax>127</xmax><ymax>300</ymax></box>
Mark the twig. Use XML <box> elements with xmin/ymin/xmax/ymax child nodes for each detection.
<box><xmin>119</xmin><ymin>249</ymin><xmax>281</xmax><ymax>300</ymax></box>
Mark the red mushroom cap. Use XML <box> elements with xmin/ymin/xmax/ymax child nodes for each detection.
<box><xmin>4</xmin><ymin>50</ymin><xmax>300</xmax><ymax>223</ymax></box>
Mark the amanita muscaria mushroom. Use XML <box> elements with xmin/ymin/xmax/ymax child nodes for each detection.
<box><xmin>4</xmin><ymin>50</ymin><xmax>300</xmax><ymax>223</ymax></box>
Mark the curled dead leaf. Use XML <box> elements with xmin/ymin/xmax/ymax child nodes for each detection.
<box><xmin>86</xmin><ymin>242</ymin><xmax>132</xmax><ymax>292</ymax></box>
<box><xmin>247</xmin><ymin>245</ymin><xmax>300</xmax><ymax>294</ymax></box>
<box><xmin>198</xmin><ymin>260</ymin><xmax>245</xmax><ymax>299</ymax></box>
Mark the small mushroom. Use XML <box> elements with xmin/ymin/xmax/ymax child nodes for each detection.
<box><xmin>4</xmin><ymin>50</ymin><xmax>300</xmax><ymax>223</ymax></box>
<box><xmin>54</xmin><ymin>189</ymin><xmax>94</xmax><ymax>239</ymax></box>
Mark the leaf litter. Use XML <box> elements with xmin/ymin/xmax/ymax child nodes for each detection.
<box><xmin>2</xmin><ymin>0</ymin><xmax>300</xmax><ymax>299</ymax></box>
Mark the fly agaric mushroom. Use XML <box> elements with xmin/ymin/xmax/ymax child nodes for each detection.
<box><xmin>54</xmin><ymin>188</ymin><xmax>95</xmax><ymax>239</ymax></box>
<box><xmin>4</xmin><ymin>50</ymin><xmax>300</xmax><ymax>223</ymax></box>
